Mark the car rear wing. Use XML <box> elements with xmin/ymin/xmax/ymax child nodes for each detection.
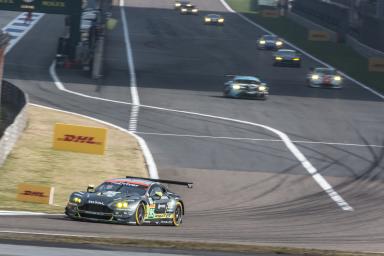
<box><xmin>126</xmin><ymin>176</ymin><xmax>193</xmax><ymax>188</ymax></box>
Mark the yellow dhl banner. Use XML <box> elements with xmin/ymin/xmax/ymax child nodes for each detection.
<box><xmin>53</xmin><ymin>123</ymin><xmax>107</xmax><ymax>155</ymax></box>
<box><xmin>261</xmin><ymin>9</ymin><xmax>280</xmax><ymax>18</ymax></box>
<box><xmin>369</xmin><ymin>58</ymin><xmax>384</xmax><ymax>72</ymax></box>
<box><xmin>308</xmin><ymin>30</ymin><xmax>331</xmax><ymax>41</ymax></box>
<box><xmin>17</xmin><ymin>183</ymin><xmax>54</xmax><ymax>205</ymax></box>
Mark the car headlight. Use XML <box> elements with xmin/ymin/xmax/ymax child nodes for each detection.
<box><xmin>232</xmin><ymin>84</ymin><xmax>241</xmax><ymax>90</ymax></box>
<box><xmin>334</xmin><ymin>76</ymin><xmax>342</xmax><ymax>81</ymax></box>
<box><xmin>181</xmin><ymin>8</ymin><xmax>187</xmax><ymax>11</ymax></box>
<box><xmin>311</xmin><ymin>74</ymin><xmax>320</xmax><ymax>80</ymax></box>
<box><xmin>72</xmin><ymin>197</ymin><xmax>82</xmax><ymax>203</ymax></box>
<box><xmin>205</xmin><ymin>18</ymin><xmax>211</xmax><ymax>22</ymax></box>
<box><xmin>275</xmin><ymin>41</ymin><xmax>283</xmax><ymax>46</ymax></box>
<box><xmin>259</xmin><ymin>40</ymin><xmax>266</xmax><ymax>44</ymax></box>
<box><xmin>293</xmin><ymin>58</ymin><xmax>300</xmax><ymax>61</ymax></box>
<box><xmin>175</xmin><ymin>3</ymin><xmax>181</xmax><ymax>6</ymax></box>
<box><xmin>258</xmin><ymin>85</ymin><xmax>267</xmax><ymax>91</ymax></box>
<box><xmin>275</xmin><ymin>56</ymin><xmax>283</xmax><ymax>61</ymax></box>
<box><xmin>192</xmin><ymin>9</ymin><xmax>198</xmax><ymax>12</ymax></box>
<box><xmin>218</xmin><ymin>18</ymin><xmax>224</xmax><ymax>22</ymax></box>
<box><xmin>116</xmin><ymin>201</ymin><xmax>129</xmax><ymax>209</ymax></box>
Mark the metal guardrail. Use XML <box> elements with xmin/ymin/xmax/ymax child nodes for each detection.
<box><xmin>0</xmin><ymin>81</ymin><xmax>28</xmax><ymax>167</ymax></box>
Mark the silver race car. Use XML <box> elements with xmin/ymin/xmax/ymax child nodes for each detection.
<box><xmin>223</xmin><ymin>75</ymin><xmax>269</xmax><ymax>100</ymax></box>
<box><xmin>307</xmin><ymin>67</ymin><xmax>343</xmax><ymax>88</ymax></box>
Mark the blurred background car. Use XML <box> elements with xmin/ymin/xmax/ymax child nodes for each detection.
<box><xmin>307</xmin><ymin>67</ymin><xmax>343</xmax><ymax>88</ymax></box>
<box><xmin>204</xmin><ymin>14</ymin><xmax>225</xmax><ymax>25</ymax></box>
<box><xmin>174</xmin><ymin>0</ymin><xmax>191</xmax><ymax>9</ymax></box>
<box><xmin>180</xmin><ymin>4</ymin><xmax>199</xmax><ymax>14</ymax></box>
<box><xmin>257</xmin><ymin>34</ymin><xmax>284</xmax><ymax>50</ymax></box>
<box><xmin>273</xmin><ymin>49</ymin><xmax>301</xmax><ymax>67</ymax></box>
<box><xmin>223</xmin><ymin>75</ymin><xmax>269</xmax><ymax>100</ymax></box>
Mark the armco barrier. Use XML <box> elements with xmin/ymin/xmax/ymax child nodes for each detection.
<box><xmin>0</xmin><ymin>81</ymin><xmax>28</xmax><ymax>167</ymax></box>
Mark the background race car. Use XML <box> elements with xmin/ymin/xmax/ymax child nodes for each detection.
<box><xmin>307</xmin><ymin>67</ymin><xmax>343</xmax><ymax>88</ymax></box>
<box><xmin>257</xmin><ymin>34</ymin><xmax>284</xmax><ymax>50</ymax></box>
<box><xmin>65</xmin><ymin>176</ymin><xmax>192</xmax><ymax>226</ymax></box>
<box><xmin>224</xmin><ymin>75</ymin><xmax>269</xmax><ymax>100</ymax></box>
<box><xmin>174</xmin><ymin>0</ymin><xmax>191</xmax><ymax>9</ymax></box>
<box><xmin>180</xmin><ymin>5</ymin><xmax>199</xmax><ymax>14</ymax></box>
<box><xmin>273</xmin><ymin>49</ymin><xmax>301</xmax><ymax>67</ymax></box>
<box><xmin>204</xmin><ymin>14</ymin><xmax>225</xmax><ymax>25</ymax></box>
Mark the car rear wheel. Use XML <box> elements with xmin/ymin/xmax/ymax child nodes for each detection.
<box><xmin>135</xmin><ymin>203</ymin><xmax>145</xmax><ymax>225</ymax></box>
<box><xmin>172</xmin><ymin>202</ymin><xmax>183</xmax><ymax>227</ymax></box>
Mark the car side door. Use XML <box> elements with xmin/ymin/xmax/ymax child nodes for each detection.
<box><xmin>149</xmin><ymin>185</ymin><xmax>170</xmax><ymax>216</ymax></box>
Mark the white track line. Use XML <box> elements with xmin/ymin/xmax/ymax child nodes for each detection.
<box><xmin>219</xmin><ymin>0</ymin><xmax>384</xmax><ymax>100</ymax></box>
<box><xmin>49</xmin><ymin>63</ymin><xmax>352</xmax><ymax>211</ymax></box>
<box><xmin>136</xmin><ymin>132</ymin><xmax>384</xmax><ymax>148</ymax></box>
<box><xmin>120</xmin><ymin>0</ymin><xmax>140</xmax><ymax>132</ymax></box>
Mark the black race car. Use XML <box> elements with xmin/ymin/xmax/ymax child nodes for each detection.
<box><xmin>204</xmin><ymin>14</ymin><xmax>225</xmax><ymax>25</ymax></box>
<box><xmin>65</xmin><ymin>176</ymin><xmax>192</xmax><ymax>226</ymax></box>
<box><xmin>180</xmin><ymin>4</ymin><xmax>199</xmax><ymax>14</ymax></box>
<box><xmin>273</xmin><ymin>49</ymin><xmax>301</xmax><ymax>67</ymax></box>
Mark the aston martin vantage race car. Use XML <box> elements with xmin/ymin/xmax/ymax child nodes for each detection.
<box><xmin>180</xmin><ymin>4</ymin><xmax>198</xmax><ymax>14</ymax></box>
<box><xmin>65</xmin><ymin>176</ymin><xmax>193</xmax><ymax>226</ymax></box>
<box><xmin>273</xmin><ymin>49</ymin><xmax>301</xmax><ymax>67</ymax></box>
<box><xmin>204</xmin><ymin>14</ymin><xmax>224</xmax><ymax>25</ymax></box>
<box><xmin>257</xmin><ymin>34</ymin><xmax>284</xmax><ymax>50</ymax></box>
<box><xmin>224</xmin><ymin>75</ymin><xmax>269</xmax><ymax>99</ymax></box>
<box><xmin>307</xmin><ymin>67</ymin><xmax>343</xmax><ymax>88</ymax></box>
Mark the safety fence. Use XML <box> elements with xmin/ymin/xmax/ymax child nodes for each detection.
<box><xmin>0</xmin><ymin>81</ymin><xmax>28</xmax><ymax>166</ymax></box>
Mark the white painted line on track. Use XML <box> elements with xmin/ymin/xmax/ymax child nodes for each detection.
<box><xmin>219</xmin><ymin>0</ymin><xmax>384</xmax><ymax>100</ymax></box>
<box><xmin>49</xmin><ymin>62</ymin><xmax>352</xmax><ymax>211</ymax></box>
<box><xmin>0</xmin><ymin>230</ymin><xmax>103</xmax><ymax>238</ymax></box>
<box><xmin>136</xmin><ymin>132</ymin><xmax>384</xmax><ymax>148</ymax></box>
<box><xmin>0</xmin><ymin>211</ymin><xmax>47</xmax><ymax>216</ymax></box>
<box><xmin>120</xmin><ymin>0</ymin><xmax>140</xmax><ymax>132</ymax></box>
<box><xmin>2</xmin><ymin>12</ymin><xmax>45</xmax><ymax>55</ymax></box>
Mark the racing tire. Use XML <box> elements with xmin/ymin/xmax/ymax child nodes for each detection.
<box><xmin>172</xmin><ymin>202</ymin><xmax>183</xmax><ymax>227</ymax></box>
<box><xmin>135</xmin><ymin>203</ymin><xmax>145</xmax><ymax>225</ymax></box>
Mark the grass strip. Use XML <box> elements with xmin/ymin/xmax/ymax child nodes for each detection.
<box><xmin>225</xmin><ymin>0</ymin><xmax>384</xmax><ymax>93</ymax></box>
<box><xmin>0</xmin><ymin>104</ymin><xmax>147</xmax><ymax>213</ymax></box>
<box><xmin>0</xmin><ymin>232</ymin><xmax>381</xmax><ymax>256</ymax></box>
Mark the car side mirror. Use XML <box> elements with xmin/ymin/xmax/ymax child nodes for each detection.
<box><xmin>87</xmin><ymin>185</ymin><xmax>95</xmax><ymax>192</ymax></box>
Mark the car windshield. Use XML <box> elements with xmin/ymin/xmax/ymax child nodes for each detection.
<box><xmin>263</xmin><ymin>35</ymin><xmax>277</xmax><ymax>41</ymax></box>
<box><xmin>278</xmin><ymin>50</ymin><xmax>296</xmax><ymax>57</ymax></box>
<box><xmin>234</xmin><ymin>79</ymin><xmax>260</xmax><ymax>84</ymax></box>
<box><xmin>316</xmin><ymin>69</ymin><xmax>337</xmax><ymax>75</ymax></box>
<box><xmin>208</xmin><ymin>14</ymin><xmax>220</xmax><ymax>18</ymax></box>
<box><xmin>95</xmin><ymin>182</ymin><xmax>147</xmax><ymax>196</ymax></box>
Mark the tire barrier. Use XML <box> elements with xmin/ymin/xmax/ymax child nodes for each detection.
<box><xmin>0</xmin><ymin>81</ymin><xmax>28</xmax><ymax>167</ymax></box>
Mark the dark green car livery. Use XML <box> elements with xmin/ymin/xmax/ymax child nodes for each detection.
<box><xmin>65</xmin><ymin>176</ymin><xmax>192</xmax><ymax>226</ymax></box>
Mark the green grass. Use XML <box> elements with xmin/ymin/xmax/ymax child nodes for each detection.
<box><xmin>226</xmin><ymin>0</ymin><xmax>384</xmax><ymax>94</ymax></box>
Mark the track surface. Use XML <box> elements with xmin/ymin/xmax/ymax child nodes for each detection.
<box><xmin>1</xmin><ymin>0</ymin><xmax>384</xmax><ymax>252</ymax></box>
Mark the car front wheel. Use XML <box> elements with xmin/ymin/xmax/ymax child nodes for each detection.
<box><xmin>135</xmin><ymin>203</ymin><xmax>145</xmax><ymax>225</ymax></box>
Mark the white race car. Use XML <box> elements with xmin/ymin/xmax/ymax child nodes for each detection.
<box><xmin>307</xmin><ymin>67</ymin><xmax>343</xmax><ymax>88</ymax></box>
